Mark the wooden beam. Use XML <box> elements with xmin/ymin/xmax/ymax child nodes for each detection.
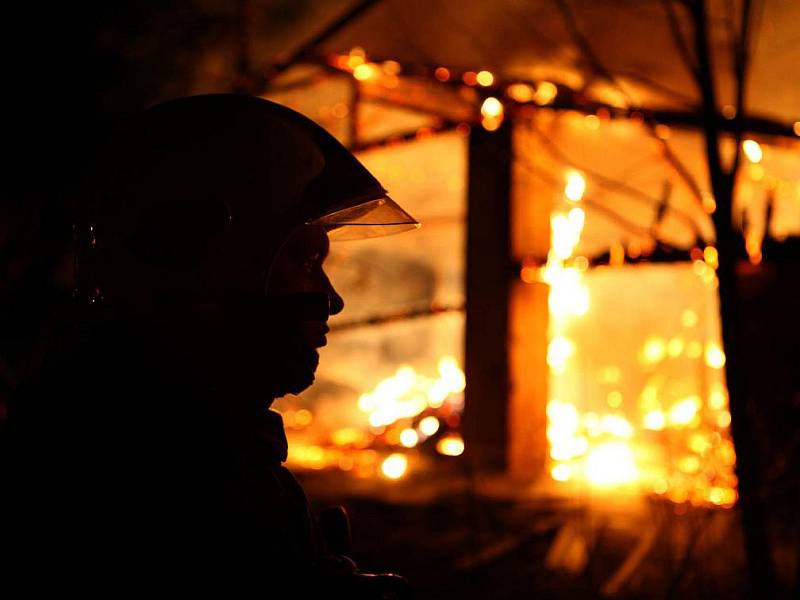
<box><xmin>463</xmin><ymin>121</ymin><xmax>513</xmax><ymax>472</ymax></box>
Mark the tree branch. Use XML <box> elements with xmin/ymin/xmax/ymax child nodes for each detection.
<box><xmin>661</xmin><ymin>0</ymin><xmax>700</xmax><ymax>79</ymax></box>
<box><xmin>264</xmin><ymin>0</ymin><xmax>384</xmax><ymax>82</ymax></box>
<box><xmin>551</xmin><ymin>0</ymin><xmax>636</xmax><ymax>105</ymax></box>
<box><xmin>527</xmin><ymin>121</ymin><xmax>706</xmax><ymax>241</ymax></box>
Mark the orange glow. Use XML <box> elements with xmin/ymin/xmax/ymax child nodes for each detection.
<box><xmin>481</xmin><ymin>97</ymin><xmax>505</xmax><ymax>131</ymax></box>
<box><xmin>481</xmin><ymin>97</ymin><xmax>503</xmax><ymax>118</ymax></box>
<box><xmin>564</xmin><ymin>171</ymin><xmax>586</xmax><ymax>202</ymax></box>
<box><xmin>381</xmin><ymin>60</ymin><xmax>401</xmax><ymax>75</ymax></box>
<box><xmin>381</xmin><ymin>453</ymin><xmax>408</xmax><ymax>479</ymax></box>
<box><xmin>716</xmin><ymin>411</ymin><xmax>732</xmax><ymax>428</ymax></box>
<box><xmin>586</xmin><ymin>442</ymin><xmax>638</xmax><ymax>485</ymax></box>
<box><xmin>669</xmin><ymin>396</ymin><xmax>701</xmax><ymax>427</ymax></box>
<box><xmin>436</xmin><ymin>434</ymin><xmax>465</xmax><ymax>456</ymax></box>
<box><xmin>547</xmin><ymin>337</ymin><xmax>575</xmax><ymax>373</ymax></box>
<box><xmin>742</xmin><ymin>139</ymin><xmax>763</xmax><ymax>163</ymax></box>
<box><xmin>641</xmin><ymin>336</ymin><xmax>667</xmax><ymax>364</ymax></box>
<box><xmin>794</xmin><ymin>121</ymin><xmax>800</xmax><ymax>136</ymax></box>
<box><xmin>551</xmin><ymin>463</ymin><xmax>572</xmax><ymax>482</ymax></box>
<box><xmin>667</xmin><ymin>337</ymin><xmax>684</xmax><ymax>357</ymax></box>
<box><xmin>346</xmin><ymin>47</ymin><xmax>366</xmax><ymax>70</ymax></box>
<box><xmin>702</xmin><ymin>194</ymin><xmax>717</xmax><ymax>214</ymax></box>
<box><xmin>434</xmin><ymin>67</ymin><xmax>451</xmax><ymax>82</ymax></box>
<box><xmin>462</xmin><ymin>71</ymin><xmax>478</xmax><ymax>86</ymax></box>
<box><xmin>703</xmin><ymin>246</ymin><xmax>719</xmax><ymax>269</ymax></box>
<box><xmin>353</xmin><ymin>63</ymin><xmax>381</xmax><ymax>81</ymax></box>
<box><xmin>584</xmin><ymin>114</ymin><xmax>600</xmax><ymax>130</ymax></box>
<box><xmin>643</xmin><ymin>411</ymin><xmax>666</xmax><ymax>431</ymax></box>
<box><xmin>476</xmin><ymin>70</ymin><xmax>494</xmax><ymax>86</ymax></box>
<box><xmin>746</xmin><ymin>231</ymin><xmax>763</xmax><ymax>265</ymax></box>
<box><xmin>400</xmin><ymin>428</ymin><xmax>419</xmax><ymax>448</ymax></box>
<box><xmin>331</xmin><ymin>103</ymin><xmax>349</xmax><ymax>119</ymax></box>
<box><xmin>534</xmin><ymin>81</ymin><xmax>557</xmax><ymax>105</ymax></box>
<box><xmin>704</xmin><ymin>342</ymin><xmax>726</xmax><ymax>369</ymax></box>
<box><xmin>654</xmin><ymin>124</ymin><xmax>671</xmax><ymax>140</ymax></box>
<box><xmin>748</xmin><ymin>163</ymin><xmax>765</xmax><ymax>181</ymax></box>
<box><xmin>418</xmin><ymin>416</ymin><xmax>440</xmax><ymax>437</ymax></box>
<box><xmin>507</xmin><ymin>83</ymin><xmax>534</xmax><ymax>103</ymax></box>
<box><xmin>546</xmin><ymin>256</ymin><xmax>737</xmax><ymax>505</ymax></box>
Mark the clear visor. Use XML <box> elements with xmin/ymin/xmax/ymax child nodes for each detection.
<box><xmin>309</xmin><ymin>197</ymin><xmax>421</xmax><ymax>241</ymax></box>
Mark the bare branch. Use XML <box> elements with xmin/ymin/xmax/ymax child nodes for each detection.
<box><xmin>527</xmin><ymin>121</ymin><xmax>706</xmax><ymax>241</ymax></box>
<box><xmin>645</xmin><ymin>122</ymin><xmax>706</xmax><ymax>208</ymax></box>
<box><xmin>551</xmin><ymin>0</ymin><xmax>636</xmax><ymax>106</ymax></box>
<box><xmin>517</xmin><ymin>145</ymin><xmax>682</xmax><ymax>243</ymax></box>
<box><xmin>730</xmin><ymin>0</ymin><xmax>755</xmax><ymax>178</ymax></box>
<box><xmin>660</xmin><ymin>0</ymin><xmax>700</xmax><ymax>79</ymax></box>
<box><xmin>264</xmin><ymin>0</ymin><xmax>385</xmax><ymax>82</ymax></box>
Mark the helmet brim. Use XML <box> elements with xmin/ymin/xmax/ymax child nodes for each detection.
<box><xmin>308</xmin><ymin>196</ymin><xmax>420</xmax><ymax>241</ymax></box>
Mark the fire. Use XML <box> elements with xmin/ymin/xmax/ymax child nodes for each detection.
<box><xmin>586</xmin><ymin>442</ymin><xmax>638</xmax><ymax>485</ymax></box>
<box><xmin>282</xmin><ymin>356</ymin><xmax>466</xmax><ymax>481</ymax></box>
<box><xmin>543</xmin><ymin>171</ymin><xmax>737</xmax><ymax>507</ymax></box>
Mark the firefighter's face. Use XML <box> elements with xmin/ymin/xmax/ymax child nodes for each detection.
<box><xmin>266</xmin><ymin>224</ymin><xmax>344</xmax><ymax>394</ymax></box>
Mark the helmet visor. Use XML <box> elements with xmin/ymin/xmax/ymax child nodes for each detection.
<box><xmin>309</xmin><ymin>196</ymin><xmax>420</xmax><ymax>241</ymax></box>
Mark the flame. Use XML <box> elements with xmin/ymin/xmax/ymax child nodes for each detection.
<box><xmin>543</xmin><ymin>170</ymin><xmax>737</xmax><ymax>506</ymax></box>
<box><xmin>284</xmin><ymin>355</ymin><xmax>465</xmax><ymax>479</ymax></box>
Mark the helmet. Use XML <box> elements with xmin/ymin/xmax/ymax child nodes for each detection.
<box><xmin>85</xmin><ymin>94</ymin><xmax>419</xmax><ymax>289</ymax></box>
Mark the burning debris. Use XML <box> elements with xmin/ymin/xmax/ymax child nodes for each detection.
<box><xmin>279</xmin><ymin>356</ymin><xmax>465</xmax><ymax>480</ymax></box>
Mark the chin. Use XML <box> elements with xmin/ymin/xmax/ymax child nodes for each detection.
<box><xmin>271</xmin><ymin>349</ymin><xmax>319</xmax><ymax>397</ymax></box>
<box><xmin>274</xmin><ymin>372</ymin><xmax>316</xmax><ymax>398</ymax></box>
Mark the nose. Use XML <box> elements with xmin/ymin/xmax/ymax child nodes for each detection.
<box><xmin>328</xmin><ymin>286</ymin><xmax>344</xmax><ymax>316</ymax></box>
<box><xmin>326</xmin><ymin>278</ymin><xmax>344</xmax><ymax>317</ymax></box>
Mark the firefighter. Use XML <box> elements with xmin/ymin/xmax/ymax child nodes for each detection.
<box><xmin>8</xmin><ymin>94</ymin><xmax>417</xmax><ymax>596</ymax></box>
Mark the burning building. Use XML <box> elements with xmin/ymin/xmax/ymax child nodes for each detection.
<box><xmin>5</xmin><ymin>0</ymin><xmax>800</xmax><ymax>596</ymax></box>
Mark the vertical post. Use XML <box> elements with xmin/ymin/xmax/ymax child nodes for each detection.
<box><xmin>463</xmin><ymin>121</ymin><xmax>512</xmax><ymax>472</ymax></box>
<box><xmin>508</xmin><ymin>125</ymin><xmax>551</xmax><ymax>481</ymax></box>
